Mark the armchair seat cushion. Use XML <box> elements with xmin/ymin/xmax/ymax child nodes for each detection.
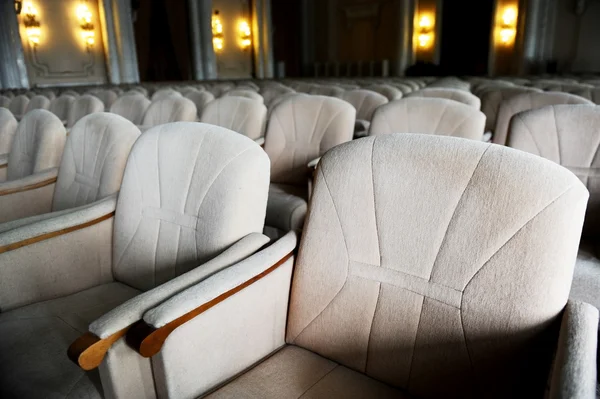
<box><xmin>571</xmin><ymin>243</ymin><xmax>600</xmax><ymax>310</ymax></box>
<box><xmin>266</xmin><ymin>184</ymin><xmax>308</xmax><ymax>232</ymax></box>
<box><xmin>206</xmin><ymin>345</ymin><xmax>410</xmax><ymax>399</ymax></box>
<box><xmin>0</xmin><ymin>282</ymin><xmax>139</xmax><ymax>399</ymax></box>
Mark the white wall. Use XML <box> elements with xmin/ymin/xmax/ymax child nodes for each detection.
<box><xmin>19</xmin><ymin>0</ymin><xmax>107</xmax><ymax>87</ymax></box>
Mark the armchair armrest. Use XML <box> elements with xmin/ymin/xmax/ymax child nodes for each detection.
<box><xmin>127</xmin><ymin>230</ymin><xmax>297</xmax><ymax>358</ymax></box>
<box><xmin>354</xmin><ymin>119</ymin><xmax>370</xmax><ymax>138</ymax></box>
<box><xmin>0</xmin><ymin>153</ymin><xmax>8</xmax><ymax>182</ymax></box>
<box><xmin>0</xmin><ymin>167</ymin><xmax>58</xmax><ymax>223</ymax></box>
<box><xmin>254</xmin><ymin>137</ymin><xmax>265</xmax><ymax>147</ymax></box>
<box><xmin>68</xmin><ymin>232</ymin><xmax>270</xmax><ymax>370</ymax></box>
<box><xmin>0</xmin><ymin>195</ymin><xmax>117</xmax><ymax>310</ymax></box>
<box><xmin>549</xmin><ymin>300</ymin><xmax>599</xmax><ymax>399</ymax></box>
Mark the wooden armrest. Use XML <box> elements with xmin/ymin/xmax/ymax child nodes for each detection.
<box><xmin>67</xmin><ymin>327</ymin><xmax>129</xmax><ymax>371</ymax></box>
<box><xmin>0</xmin><ymin>176</ymin><xmax>57</xmax><ymax>196</ymax></box>
<box><xmin>126</xmin><ymin>251</ymin><xmax>294</xmax><ymax>358</ymax></box>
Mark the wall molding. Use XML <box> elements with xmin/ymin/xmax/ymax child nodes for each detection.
<box><xmin>28</xmin><ymin>45</ymin><xmax>95</xmax><ymax>78</ymax></box>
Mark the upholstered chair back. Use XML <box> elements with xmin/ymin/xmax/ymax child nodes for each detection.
<box><xmin>0</xmin><ymin>95</ymin><xmax>11</xmax><ymax>108</ymax></box>
<box><xmin>364</xmin><ymin>84</ymin><xmax>403</xmax><ymax>101</ymax></box>
<box><xmin>261</xmin><ymin>85</ymin><xmax>295</xmax><ymax>107</ymax></box>
<box><xmin>407</xmin><ymin>88</ymin><xmax>481</xmax><ymax>109</ymax></box>
<box><xmin>24</xmin><ymin>95</ymin><xmax>51</xmax><ymax>114</ymax></box>
<box><xmin>508</xmin><ymin>104</ymin><xmax>600</xmax><ymax>237</ymax></box>
<box><xmin>151</xmin><ymin>88</ymin><xmax>182</xmax><ymax>101</ymax></box>
<box><xmin>200</xmin><ymin>96</ymin><xmax>267</xmax><ymax>140</ymax></box>
<box><xmin>0</xmin><ymin>107</ymin><xmax>18</xmax><ymax>154</ymax></box>
<box><xmin>570</xmin><ymin>87</ymin><xmax>600</xmax><ymax>104</ymax></box>
<box><xmin>141</xmin><ymin>97</ymin><xmax>197</xmax><ymax>127</ymax></box>
<box><xmin>494</xmin><ymin>92</ymin><xmax>592</xmax><ymax>145</ymax></box>
<box><xmin>369</xmin><ymin>98</ymin><xmax>485</xmax><ymax>140</ymax></box>
<box><xmin>113</xmin><ymin>122</ymin><xmax>270</xmax><ymax>291</ymax></box>
<box><xmin>110</xmin><ymin>93</ymin><xmax>151</xmax><ymax>125</ymax></box>
<box><xmin>67</xmin><ymin>94</ymin><xmax>104</xmax><ymax>128</ymax></box>
<box><xmin>93</xmin><ymin>90</ymin><xmax>119</xmax><ymax>111</ymax></box>
<box><xmin>340</xmin><ymin>89</ymin><xmax>388</xmax><ymax>121</ymax></box>
<box><xmin>427</xmin><ymin>77</ymin><xmax>471</xmax><ymax>91</ymax></box>
<box><xmin>8</xmin><ymin>95</ymin><xmax>29</xmax><ymax>117</ymax></box>
<box><xmin>287</xmin><ymin>133</ymin><xmax>587</xmax><ymax>398</ymax></box>
<box><xmin>7</xmin><ymin>110</ymin><xmax>66</xmax><ymax>181</ymax></box>
<box><xmin>49</xmin><ymin>95</ymin><xmax>76</xmax><ymax>122</ymax></box>
<box><xmin>223</xmin><ymin>89</ymin><xmax>264</xmax><ymax>103</ymax></box>
<box><xmin>480</xmin><ymin>87</ymin><xmax>541</xmax><ymax>133</ymax></box>
<box><xmin>264</xmin><ymin>94</ymin><xmax>355</xmax><ymax>185</ymax></box>
<box><xmin>51</xmin><ymin>113</ymin><xmax>140</xmax><ymax>212</ymax></box>
<box><xmin>61</xmin><ymin>90</ymin><xmax>80</xmax><ymax>97</ymax></box>
<box><xmin>185</xmin><ymin>91</ymin><xmax>215</xmax><ymax>116</ymax></box>
<box><xmin>307</xmin><ymin>85</ymin><xmax>345</xmax><ymax>97</ymax></box>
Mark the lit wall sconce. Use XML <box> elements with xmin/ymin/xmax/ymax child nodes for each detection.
<box><xmin>14</xmin><ymin>0</ymin><xmax>23</xmax><ymax>14</ymax></box>
<box><xmin>22</xmin><ymin>2</ymin><xmax>41</xmax><ymax>46</ymax></box>
<box><xmin>415</xmin><ymin>13</ymin><xmax>434</xmax><ymax>50</ymax></box>
<box><xmin>212</xmin><ymin>10</ymin><xmax>224</xmax><ymax>52</ymax></box>
<box><xmin>497</xmin><ymin>5</ymin><xmax>518</xmax><ymax>46</ymax></box>
<box><xmin>238</xmin><ymin>20</ymin><xmax>251</xmax><ymax>50</ymax></box>
<box><xmin>76</xmin><ymin>2</ymin><xmax>95</xmax><ymax>47</ymax></box>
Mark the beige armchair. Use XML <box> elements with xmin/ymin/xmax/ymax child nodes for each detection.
<box><xmin>0</xmin><ymin>122</ymin><xmax>271</xmax><ymax>398</ymax></box>
<box><xmin>123</xmin><ymin>133</ymin><xmax>597</xmax><ymax>399</ymax></box>
<box><xmin>139</xmin><ymin>97</ymin><xmax>197</xmax><ymax>132</ymax></box>
<box><xmin>67</xmin><ymin>94</ymin><xmax>104</xmax><ymax>128</ymax></box>
<box><xmin>110</xmin><ymin>93</ymin><xmax>151</xmax><ymax>125</ymax></box>
<box><xmin>407</xmin><ymin>87</ymin><xmax>482</xmax><ymax>109</ymax></box>
<box><xmin>0</xmin><ymin>108</ymin><xmax>18</xmax><ymax>181</ymax></box>
<box><xmin>200</xmin><ymin>96</ymin><xmax>267</xmax><ymax>140</ymax></box>
<box><xmin>339</xmin><ymin>89</ymin><xmax>388</xmax><ymax>138</ymax></box>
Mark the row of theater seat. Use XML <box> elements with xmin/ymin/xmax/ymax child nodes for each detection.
<box><xmin>0</xmin><ymin>75</ymin><xmax>599</xmax><ymax>398</ymax></box>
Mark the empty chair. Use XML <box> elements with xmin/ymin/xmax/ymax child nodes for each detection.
<box><xmin>109</xmin><ymin>93</ymin><xmax>151</xmax><ymax>125</ymax></box>
<box><xmin>8</xmin><ymin>95</ymin><xmax>29</xmax><ymax>119</ymax></box>
<box><xmin>340</xmin><ymin>89</ymin><xmax>389</xmax><ymax>137</ymax></box>
<box><xmin>61</xmin><ymin>89</ymin><xmax>80</xmax><ymax>97</ymax></box>
<box><xmin>260</xmin><ymin>85</ymin><xmax>295</xmax><ymax>107</ymax></box>
<box><xmin>49</xmin><ymin>95</ymin><xmax>76</xmax><ymax>124</ymax></box>
<box><xmin>67</xmin><ymin>94</ymin><xmax>104</xmax><ymax>128</ymax></box>
<box><xmin>0</xmin><ymin>108</ymin><xmax>18</xmax><ymax>181</ymax></box>
<box><xmin>151</xmin><ymin>88</ymin><xmax>182</xmax><ymax>101</ymax></box>
<box><xmin>0</xmin><ymin>95</ymin><xmax>11</xmax><ymax>108</ymax></box>
<box><xmin>308</xmin><ymin>85</ymin><xmax>345</xmax><ymax>97</ymax></box>
<box><xmin>39</xmin><ymin>90</ymin><xmax>55</xmax><ymax>100</ymax></box>
<box><xmin>428</xmin><ymin>77</ymin><xmax>471</xmax><ymax>91</ymax></box>
<box><xmin>200</xmin><ymin>96</ymin><xmax>267</xmax><ymax>140</ymax></box>
<box><xmin>126</xmin><ymin>134</ymin><xmax>596</xmax><ymax>399</ymax></box>
<box><xmin>369</xmin><ymin>97</ymin><xmax>486</xmax><ymax>140</ymax></box>
<box><xmin>140</xmin><ymin>97</ymin><xmax>197</xmax><ymax>129</ymax></box>
<box><xmin>129</xmin><ymin>86</ymin><xmax>148</xmax><ymax>96</ymax></box>
<box><xmin>185</xmin><ymin>90</ymin><xmax>215</xmax><ymax>116</ymax></box>
<box><xmin>494</xmin><ymin>91</ymin><xmax>593</xmax><ymax>145</ymax></box>
<box><xmin>264</xmin><ymin>94</ymin><xmax>355</xmax><ymax>232</ymax></box>
<box><xmin>571</xmin><ymin>87</ymin><xmax>600</xmax><ymax>104</ymax></box>
<box><xmin>0</xmin><ymin>123</ymin><xmax>270</xmax><ymax>398</ymax></box>
<box><xmin>364</xmin><ymin>84</ymin><xmax>403</xmax><ymax>101</ymax></box>
<box><xmin>507</xmin><ymin>104</ymin><xmax>600</xmax><ymax>312</ymax></box>
<box><xmin>92</xmin><ymin>89</ymin><xmax>118</xmax><ymax>111</ymax></box>
<box><xmin>407</xmin><ymin>88</ymin><xmax>481</xmax><ymax>109</ymax></box>
<box><xmin>23</xmin><ymin>95</ymin><xmax>51</xmax><ymax>114</ymax></box>
<box><xmin>480</xmin><ymin>87</ymin><xmax>541</xmax><ymax>134</ymax></box>
<box><xmin>223</xmin><ymin>89</ymin><xmax>264</xmax><ymax>103</ymax></box>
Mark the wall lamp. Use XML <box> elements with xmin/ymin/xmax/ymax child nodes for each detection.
<box><xmin>76</xmin><ymin>2</ymin><xmax>95</xmax><ymax>47</ymax></box>
<box><xmin>416</xmin><ymin>13</ymin><xmax>434</xmax><ymax>50</ymax></box>
<box><xmin>14</xmin><ymin>0</ymin><xmax>23</xmax><ymax>14</ymax></box>
<box><xmin>212</xmin><ymin>10</ymin><xmax>224</xmax><ymax>52</ymax></box>
<box><xmin>238</xmin><ymin>20</ymin><xmax>251</xmax><ymax>50</ymax></box>
<box><xmin>498</xmin><ymin>5</ymin><xmax>518</xmax><ymax>46</ymax></box>
<box><xmin>22</xmin><ymin>2</ymin><xmax>41</xmax><ymax>46</ymax></box>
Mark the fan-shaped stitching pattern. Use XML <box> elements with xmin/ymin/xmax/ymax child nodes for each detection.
<box><xmin>430</xmin><ymin>101</ymin><xmax>450</xmax><ymax>134</ymax></box>
<box><xmin>445</xmin><ymin>111</ymin><xmax>479</xmax><ymax>138</ymax></box>
<box><xmin>364</xmin><ymin>282</ymin><xmax>382</xmax><ymax>373</ymax></box>
<box><xmin>307</xmin><ymin>98</ymin><xmax>326</xmax><ymax>145</ymax></box>
<box><xmin>316</xmin><ymin>106</ymin><xmax>348</xmax><ymax>154</ymax></box>
<box><xmin>370</xmin><ymin>138</ymin><xmax>382</xmax><ymax>263</ymax></box>
<box><xmin>551</xmin><ymin>106</ymin><xmax>562</xmax><ymax>166</ymax></box>
<box><xmin>515</xmin><ymin>114</ymin><xmax>543</xmax><ymax>156</ymax></box>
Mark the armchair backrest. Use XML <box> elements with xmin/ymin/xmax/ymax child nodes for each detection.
<box><xmin>287</xmin><ymin>134</ymin><xmax>587</xmax><ymax>398</ymax></box>
<box><xmin>67</xmin><ymin>94</ymin><xmax>104</xmax><ymax>128</ymax></box>
<box><xmin>264</xmin><ymin>94</ymin><xmax>355</xmax><ymax>185</ymax></box>
<box><xmin>7</xmin><ymin>109</ymin><xmax>66</xmax><ymax>180</ymax></box>
<box><xmin>24</xmin><ymin>95</ymin><xmax>51</xmax><ymax>113</ymax></box>
<box><xmin>407</xmin><ymin>88</ymin><xmax>481</xmax><ymax>109</ymax></box>
<box><xmin>223</xmin><ymin>89</ymin><xmax>264</xmax><ymax>103</ymax></box>
<box><xmin>8</xmin><ymin>95</ymin><xmax>29</xmax><ymax>117</ymax></box>
<box><xmin>184</xmin><ymin>91</ymin><xmax>215</xmax><ymax>116</ymax></box>
<box><xmin>52</xmin><ymin>113</ymin><xmax>141</xmax><ymax>211</ymax></box>
<box><xmin>110</xmin><ymin>93</ymin><xmax>151</xmax><ymax>125</ymax></box>
<box><xmin>369</xmin><ymin>97</ymin><xmax>485</xmax><ymax>140</ymax></box>
<box><xmin>0</xmin><ymin>107</ymin><xmax>18</xmax><ymax>154</ymax></box>
<box><xmin>339</xmin><ymin>89</ymin><xmax>388</xmax><ymax>121</ymax></box>
<box><xmin>200</xmin><ymin>96</ymin><xmax>267</xmax><ymax>140</ymax></box>
<box><xmin>49</xmin><ymin>95</ymin><xmax>76</xmax><ymax>122</ymax></box>
<box><xmin>141</xmin><ymin>97</ymin><xmax>197</xmax><ymax>127</ymax></box>
<box><xmin>113</xmin><ymin>122</ymin><xmax>270</xmax><ymax>291</ymax></box>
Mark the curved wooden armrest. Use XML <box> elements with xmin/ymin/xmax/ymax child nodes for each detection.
<box><xmin>0</xmin><ymin>164</ymin><xmax>7</xmax><ymax>169</ymax></box>
<box><xmin>0</xmin><ymin>176</ymin><xmax>57</xmax><ymax>196</ymax></box>
<box><xmin>126</xmin><ymin>251</ymin><xmax>294</xmax><ymax>358</ymax></box>
<box><xmin>67</xmin><ymin>327</ymin><xmax>129</xmax><ymax>370</ymax></box>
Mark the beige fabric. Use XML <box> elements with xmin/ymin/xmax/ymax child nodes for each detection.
<box><xmin>223</xmin><ymin>89</ymin><xmax>264</xmax><ymax>103</ymax></box>
<box><xmin>407</xmin><ymin>88</ymin><xmax>481</xmax><ymax>109</ymax></box>
<box><xmin>428</xmin><ymin>77</ymin><xmax>471</xmax><ymax>91</ymax></box>
<box><xmin>571</xmin><ymin>87</ymin><xmax>600</xmax><ymax>104</ymax></box>
<box><xmin>52</xmin><ymin>113</ymin><xmax>140</xmax><ymax>211</ymax></box>
<box><xmin>67</xmin><ymin>94</ymin><xmax>104</xmax><ymax>128</ymax></box>
<box><xmin>23</xmin><ymin>95</ymin><xmax>50</xmax><ymax>113</ymax></box>
<box><xmin>185</xmin><ymin>90</ymin><xmax>215</xmax><ymax>116</ymax></box>
<box><xmin>49</xmin><ymin>95</ymin><xmax>76</xmax><ymax>122</ymax></box>
<box><xmin>261</xmin><ymin>86</ymin><xmax>295</xmax><ymax>107</ymax></box>
<box><xmin>0</xmin><ymin>96</ymin><xmax>11</xmax><ymax>107</ymax></box>
<box><xmin>0</xmin><ymin>282</ymin><xmax>139</xmax><ymax>399</ymax></box>
<box><xmin>141</xmin><ymin>97</ymin><xmax>197</xmax><ymax>127</ymax></box>
<box><xmin>340</xmin><ymin>89</ymin><xmax>388</xmax><ymax>121</ymax></box>
<box><xmin>287</xmin><ymin>134</ymin><xmax>588</xmax><ymax>398</ymax></box>
<box><xmin>0</xmin><ymin>107</ymin><xmax>18</xmax><ymax>154</ymax></box>
<box><xmin>113</xmin><ymin>122</ymin><xmax>270</xmax><ymax>291</ymax></box>
<box><xmin>364</xmin><ymin>84</ymin><xmax>403</xmax><ymax>101</ymax></box>
<box><xmin>200</xmin><ymin>96</ymin><xmax>267</xmax><ymax>140</ymax></box>
<box><xmin>507</xmin><ymin>104</ymin><xmax>600</xmax><ymax>237</ymax></box>
<box><xmin>493</xmin><ymin>92</ymin><xmax>592</xmax><ymax>145</ymax></box>
<box><xmin>61</xmin><ymin>90</ymin><xmax>80</xmax><ymax>97</ymax></box>
<box><xmin>93</xmin><ymin>90</ymin><xmax>118</xmax><ymax>111</ymax></box>
<box><xmin>0</xmin><ymin>168</ymin><xmax>57</xmax><ymax>224</ymax></box>
<box><xmin>480</xmin><ymin>87</ymin><xmax>541</xmax><ymax>132</ymax></box>
<box><xmin>109</xmin><ymin>93</ymin><xmax>151</xmax><ymax>125</ymax></box>
<box><xmin>369</xmin><ymin>98</ymin><xmax>486</xmax><ymax>140</ymax></box>
<box><xmin>206</xmin><ymin>346</ymin><xmax>408</xmax><ymax>399</ymax></box>
<box><xmin>7</xmin><ymin>109</ymin><xmax>66</xmax><ymax>180</ymax></box>
<box><xmin>308</xmin><ymin>85</ymin><xmax>345</xmax><ymax>97</ymax></box>
<box><xmin>572</xmin><ymin>244</ymin><xmax>600</xmax><ymax>310</ymax></box>
<box><xmin>266</xmin><ymin>183</ymin><xmax>308</xmax><ymax>231</ymax></box>
<box><xmin>264</xmin><ymin>94</ymin><xmax>355</xmax><ymax>185</ymax></box>
<box><xmin>8</xmin><ymin>94</ymin><xmax>29</xmax><ymax>117</ymax></box>
<box><xmin>151</xmin><ymin>88</ymin><xmax>182</xmax><ymax>101</ymax></box>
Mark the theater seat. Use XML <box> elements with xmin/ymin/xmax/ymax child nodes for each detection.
<box><xmin>407</xmin><ymin>88</ymin><xmax>481</xmax><ymax>109</ymax></box>
<box><xmin>0</xmin><ymin>123</ymin><xmax>270</xmax><ymax>399</ymax></box>
<box><xmin>49</xmin><ymin>94</ymin><xmax>76</xmax><ymax>124</ymax></box>
<box><xmin>67</xmin><ymin>94</ymin><xmax>104</xmax><ymax>128</ymax></box>
<box><xmin>128</xmin><ymin>134</ymin><xmax>596</xmax><ymax>399</ymax></box>
<box><xmin>364</xmin><ymin>84</ymin><xmax>403</xmax><ymax>101</ymax></box>
<box><xmin>200</xmin><ymin>96</ymin><xmax>267</xmax><ymax>140</ymax></box>
<box><xmin>151</xmin><ymin>88</ymin><xmax>182</xmax><ymax>101</ymax></box>
<box><xmin>0</xmin><ymin>108</ymin><xmax>17</xmax><ymax>181</ymax></box>
<box><xmin>0</xmin><ymin>95</ymin><xmax>11</xmax><ymax>108</ymax></box>
<box><xmin>92</xmin><ymin>89</ymin><xmax>118</xmax><ymax>111</ymax></box>
<box><xmin>8</xmin><ymin>94</ymin><xmax>29</xmax><ymax>119</ymax></box>
<box><xmin>369</xmin><ymin>97</ymin><xmax>486</xmax><ymax>140</ymax></box>
<box><xmin>185</xmin><ymin>90</ymin><xmax>215</xmax><ymax>116</ymax></box>
<box><xmin>140</xmin><ymin>96</ymin><xmax>197</xmax><ymax>130</ymax></box>
<box><xmin>23</xmin><ymin>95</ymin><xmax>51</xmax><ymax>114</ymax></box>
<box><xmin>340</xmin><ymin>89</ymin><xmax>388</xmax><ymax>138</ymax></box>
<box><xmin>223</xmin><ymin>89</ymin><xmax>264</xmax><ymax>103</ymax></box>
<box><xmin>109</xmin><ymin>93</ymin><xmax>151</xmax><ymax>125</ymax></box>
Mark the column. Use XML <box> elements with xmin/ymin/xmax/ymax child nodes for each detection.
<box><xmin>519</xmin><ymin>0</ymin><xmax>557</xmax><ymax>74</ymax></box>
<box><xmin>99</xmin><ymin>0</ymin><xmax>121</xmax><ymax>84</ymax></box>
<box><xmin>188</xmin><ymin>0</ymin><xmax>217</xmax><ymax>81</ymax></box>
<box><xmin>0</xmin><ymin>0</ymin><xmax>29</xmax><ymax>89</ymax></box>
<box><xmin>252</xmin><ymin>0</ymin><xmax>274</xmax><ymax>79</ymax></box>
<box><xmin>395</xmin><ymin>0</ymin><xmax>414</xmax><ymax>76</ymax></box>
